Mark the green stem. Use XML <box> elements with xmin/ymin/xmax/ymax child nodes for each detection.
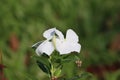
<box><xmin>49</xmin><ymin>56</ymin><xmax>55</xmax><ymax>79</ymax></box>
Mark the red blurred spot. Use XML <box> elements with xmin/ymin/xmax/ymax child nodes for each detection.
<box><xmin>0</xmin><ymin>64</ymin><xmax>5</xmax><ymax>69</ymax></box>
<box><xmin>9</xmin><ymin>34</ymin><xmax>19</xmax><ymax>52</ymax></box>
<box><xmin>24</xmin><ymin>51</ymin><xmax>31</xmax><ymax>67</ymax></box>
<box><xmin>86</xmin><ymin>65</ymin><xmax>106</xmax><ymax>78</ymax></box>
<box><xmin>0</xmin><ymin>64</ymin><xmax>7</xmax><ymax>80</ymax></box>
<box><xmin>86</xmin><ymin>62</ymin><xmax>120</xmax><ymax>79</ymax></box>
<box><xmin>110</xmin><ymin>33</ymin><xmax>120</xmax><ymax>51</ymax></box>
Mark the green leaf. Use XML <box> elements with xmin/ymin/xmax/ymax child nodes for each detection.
<box><xmin>33</xmin><ymin>55</ymin><xmax>51</xmax><ymax>75</ymax></box>
<box><xmin>61</xmin><ymin>53</ymin><xmax>81</xmax><ymax>63</ymax></box>
<box><xmin>54</xmin><ymin>69</ymin><xmax>62</xmax><ymax>77</ymax></box>
<box><xmin>50</xmin><ymin>51</ymin><xmax>62</xmax><ymax>63</ymax></box>
<box><xmin>36</xmin><ymin>60</ymin><xmax>51</xmax><ymax>75</ymax></box>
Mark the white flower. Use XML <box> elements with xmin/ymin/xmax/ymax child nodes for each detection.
<box><xmin>32</xmin><ymin>28</ymin><xmax>81</xmax><ymax>56</ymax></box>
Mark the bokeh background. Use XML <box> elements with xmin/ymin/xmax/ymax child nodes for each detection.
<box><xmin>0</xmin><ymin>0</ymin><xmax>120</xmax><ymax>80</ymax></box>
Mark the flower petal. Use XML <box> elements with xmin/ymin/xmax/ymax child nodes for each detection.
<box><xmin>56</xmin><ymin>41</ymin><xmax>81</xmax><ymax>54</ymax></box>
<box><xmin>66</xmin><ymin>29</ymin><xmax>79</xmax><ymax>43</ymax></box>
<box><xmin>32</xmin><ymin>41</ymin><xmax>43</xmax><ymax>49</ymax></box>
<box><xmin>43</xmin><ymin>28</ymin><xmax>64</xmax><ymax>40</ymax></box>
<box><xmin>35</xmin><ymin>40</ymin><xmax>54</xmax><ymax>55</ymax></box>
<box><xmin>55</xmin><ymin>29</ymin><xmax>64</xmax><ymax>40</ymax></box>
<box><xmin>43</xmin><ymin>28</ymin><xmax>56</xmax><ymax>39</ymax></box>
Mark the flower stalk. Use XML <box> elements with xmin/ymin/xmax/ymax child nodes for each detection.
<box><xmin>49</xmin><ymin>55</ymin><xmax>61</xmax><ymax>80</ymax></box>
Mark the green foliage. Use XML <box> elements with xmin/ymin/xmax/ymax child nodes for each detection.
<box><xmin>35</xmin><ymin>55</ymin><xmax>51</xmax><ymax>75</ymax></box>
<box><xmin>104</xmin><ymin>70</ymin><xmax>120</xmax><ymax>80</ymax></box>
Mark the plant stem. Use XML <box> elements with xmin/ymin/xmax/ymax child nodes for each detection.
<box><xmin>49</xmin><ymin>56</ymin><xmax>58</xmax><ymax>80</ymax></box>
<box><xmin>49</xmin><ymin>56</ymin><xmax>54</xmax><ymax>79</ymax></box>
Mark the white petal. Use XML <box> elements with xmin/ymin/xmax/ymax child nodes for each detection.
<box><xmin>43</xmin><ymin>28</ymin><xmax>56</xmax><ymax>39</ymax></box>
<box><xmin>56</xmin><ymin>41</ymin><xmax>81</xmax><ymax>54</ymax></box>
<box><xmin>35</xmin><ymin>40</ymin><xmax>54</xmax><ymax>55</ymax></box>
<box><xmin>55</xmin><ymin>38</ymin><xmax>62</xmax><ymax>50</ymax></box>
<box><xmin>55</xmin><ymin>29</ymin><xmax>64</xmax><ymax>40</ymax></box>
<box><xmin>66</xmin><ymin>29</ymin><xmax>79</xmax><ymax>43</ymax></box>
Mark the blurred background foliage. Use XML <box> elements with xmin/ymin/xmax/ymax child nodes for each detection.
<box><xmin>0</xmin><ymin>0</ymin><xmax>120</xmax><ymax>80</ymax></box>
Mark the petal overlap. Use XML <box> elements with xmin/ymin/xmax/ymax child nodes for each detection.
<box><xmin>33</xmin><ymin>28</ymin><xmax>81</xmax><ymax>56</ymax></box>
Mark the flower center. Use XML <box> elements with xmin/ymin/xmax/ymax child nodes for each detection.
<box><xmin>52</xmin><ymin>35</ymin><xmax>56</xmax><ymax>49</ymax></box>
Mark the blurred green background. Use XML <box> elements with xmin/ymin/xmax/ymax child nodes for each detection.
<box><xmin>0</xmin><ymin>0</ymin><xmax>120</xmax><ymax>80</ymax></box>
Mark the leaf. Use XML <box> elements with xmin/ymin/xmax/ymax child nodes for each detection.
<box><xmin>54</xmin><ymin>69</ymin><xmax>62</xmax><ymax>77</ymax></box>
<box><xmin>61</xmin><ymin>53</ymin><xmax>81</xmax><ymax>63</ymax></box>
<box><xmin>36</xmin><ymin>60</ymin><xmax>51</xmax><ymax>75</ymax></box>
<box><xmin>33</xmin><ymin>55</ymin><xmax>51</xmax><ymax>75</ymax></box>
<box><xmin>50</xmin><ymin>51</ymin><xmax>61</xmax><ymax>63</ymax></box>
